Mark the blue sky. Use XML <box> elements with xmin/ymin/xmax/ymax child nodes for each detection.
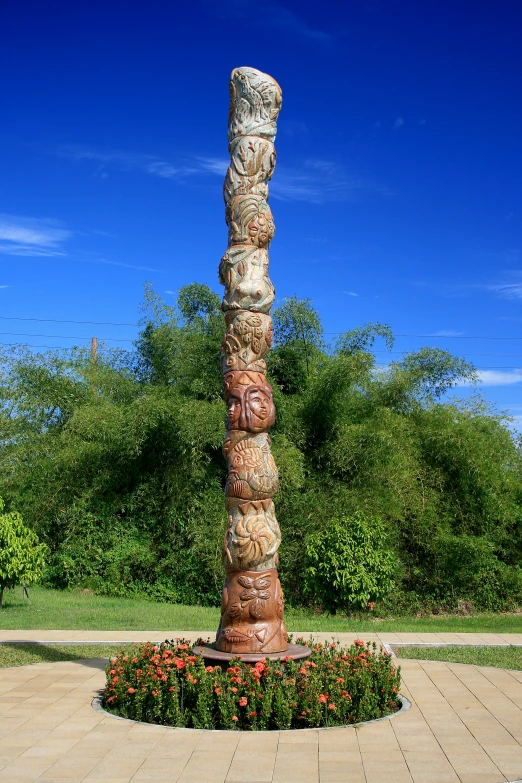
<box><xmin>1</xmin><ymin>0</ymin><xmax>521</xmax><ymax>429</ymax></box>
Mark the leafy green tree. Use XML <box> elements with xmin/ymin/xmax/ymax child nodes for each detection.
<box><xmin>0</xmin><ymin>498</ymin><xmax>48</xmax><ymax>607</ymax></box>
<box><xmin>0</xmin><ymin>283</ymin><xmax>520</xmax><ymax>613</ymax></box>
<box><xmin>269</xmin><ymin>296</ymin><xmax>325</xmax><ymax>392</ymax></box>
<box><xmin>304</xmin><ymin>512</ymin><xmax>397</xmax><ymax>614</ymax></box>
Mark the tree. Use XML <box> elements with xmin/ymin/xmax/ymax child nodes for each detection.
<box><xmin>304</xmin><ymin>512</ymin><xmax>397</xmax><ymax>615</ymax></box>
<box><xmin>0</xmin><ymin>498</ymin><xmax>48</xmax><ymax>608</ymax></box>
<box><xmin>269</xmin><ymin>296</ymin><xmax>325</xmax><ymax>393</ymax></box>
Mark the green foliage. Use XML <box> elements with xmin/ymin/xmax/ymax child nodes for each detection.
<box><xmin>104</xmin><ymin>638</ymin><xmax>401</xmax><ymax>729</ymax></box>
<box><xmin>0</xmin><ymin>498</ymin><xmax>48</xmax><ymax>606</ymax></box>
<box><xmin>305</xmin><ymin>513</ymin><xmax>397</xmax><ymax>613</ymax></box>
<box><xmin>0</xmin><ymin>282</ymin><xmax>521</xmax><ymax>614</ymax></box>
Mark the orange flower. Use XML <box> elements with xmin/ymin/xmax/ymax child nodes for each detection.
<box><xmin>319</xmin><ymin>694</ymin><xmax>327</xmax><ymax>704</ymax></box>
<box><xmin>328</xmin><ymin>703</ymin><xmax>336</xmax><ymax>711</ymax></box>
<box><xmin>127</xmin><ymin>687</ymin><xmax>135</xmax><ymax>694</ymax></box>
<box><xmin>152</xmin><ymin>690</ymin><xmax>159</xmax><ymax>696</ymax></box>
<box><xmin>206</xmin><ymin>666</ymin><xmax>214</xmax><ymax>673</ymax></box>
<box><xmin>231</xmin><ymin>715</ymin><xmax>238</xmax><ymax>722</ymax></box>
<box><xmin>239</xmin><ymin>696</ymin><xmax>248</xmax><ymax>707</ymax></box>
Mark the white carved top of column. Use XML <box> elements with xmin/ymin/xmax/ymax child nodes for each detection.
<box><xmin>228</xmin><ymin>67</ymin><xmax>282</xmax><ymax>143</ymax></box>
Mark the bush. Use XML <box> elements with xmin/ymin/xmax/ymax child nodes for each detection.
<box><xmin>103</xmin><ymin>638</ymin><xmax>401</xmax><ymax>730</ymax></box>
<box><xmin>0</xmin><ymin>497</ymin><xmax>48</xmax><ymax>607</ymax></box>
<box><xmin>304</xmin><ymin>512</ymin><xmax>397</xmax><ymax>614</ymax></box>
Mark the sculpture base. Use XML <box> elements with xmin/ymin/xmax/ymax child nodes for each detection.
<box><xmin>215</xmin><ymin>568</ymin><xmax>288</xmax><ymax>654</ymax></box>
<box><xmin>193</xmin><ymin>642</ymin><xmax>312</xmax><ymax>665</ymax></box>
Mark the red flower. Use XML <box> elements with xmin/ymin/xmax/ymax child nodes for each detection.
<box><xmin>231</xmin><ymin>715</ymin><xmax>238</xmax><ymax>722</ymax></box>
<box><xmin>319</xmin><ymin>694</ymin><xmax>327</xmax><ymax>704</ymax></box>
<box><xmin>206</xmin><ymin>666</ymin><xmax>214</xmax><ymax>673</ymax></box>
<box><xmin>354</xmin><ymin>639</ymin><xmax>365</xmax><ymax>647</ymax></box>
<box><xmin>249</xmin><ymin>711</ymin><xmax>257</xmax><ymax>717</ymax></box>
<box><xmin>214</xmin><ymin>687</ymin><xmax>222</xmax><ymax>695</ymax></box>
<box><xmin>239</xmin><ymin>696</ymin><xmax>248</xmax><ymax>707</ymax></box>
<box><xmin>328</xmin><ymin>703</ymin><xmax>336</xmax><ymax>711</ymax></box>
<box><xmin>174</xmin><ymin>658</ymin><xmax>186</xmax><ymax>670</ymax></box>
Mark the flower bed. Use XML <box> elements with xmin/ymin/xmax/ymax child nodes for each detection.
<box><xmin>102</xmin><ymin>638</ymin><xmax>401</xmax><ymax>730</ymax></box>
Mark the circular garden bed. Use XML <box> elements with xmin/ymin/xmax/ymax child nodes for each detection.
<box><xmin>102</xmin><ymin>638</ymin><xmax>402</xmax><ymax>731</ymax></box>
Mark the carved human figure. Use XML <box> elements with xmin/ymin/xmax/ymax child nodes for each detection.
<box><xmin>219</xmin><ymin>245</ymin><xmax>275</xmax><ymax>313</ymax></box>
<box><xmin>225</xmin><ymin>374</ymin><xmax>275</xmax><ymax>433</ymax></box>
<box><xmin>228</xmin><ymin>67</ymin><xmax>282</xmax><ymax>142</ymax></box>
<box><xmin>227</xmin><ymin>195</ymin><xmax>275</xmax><ymax>248</ymax></box>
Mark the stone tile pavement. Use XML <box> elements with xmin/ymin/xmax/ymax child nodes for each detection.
<box><xmin>0</xmin><ymin>631</ymin><xmax>522</xmax><ymax>782</ymax></box>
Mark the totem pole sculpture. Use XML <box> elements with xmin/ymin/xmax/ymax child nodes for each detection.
<box><xmin>195</xmin><ymin>68</ymin><xmax>310</xmax><ymax>662</ymax></box>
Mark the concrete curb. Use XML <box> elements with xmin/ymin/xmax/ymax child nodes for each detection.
<box><xmin>91</xmin><ymin>692</ymin><xmax>411</xmax><ymax>733</ymax></box>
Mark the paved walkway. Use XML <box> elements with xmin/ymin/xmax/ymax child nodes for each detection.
<box><xmin>1</xmin><ymin>632</ymin><xmax>522</xmax><ymax>782</ymax></box>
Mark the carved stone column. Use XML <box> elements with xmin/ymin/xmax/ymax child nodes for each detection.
<box><xmin>213</xmin><ymin>67</ymin><xmax>286</xmax><ymax>656</ymax></box>
<box><xmin>192</xmin><ymin>68</ymin><xmax>310</xmax><ymax>664</ymax></box>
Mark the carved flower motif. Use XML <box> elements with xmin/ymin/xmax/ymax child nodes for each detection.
<box><xmin>233</xmin><ymin>514</ymin><xmax>277</xmax><ymax>568</ymax></box>
<box><xmin>236</xmin><ymin>575</ymin><xmax>272</xmax><ymax>620</ymax></box>
<box><xmin>227</xmin><ymin>601</ymin><xmax>243</xmax><ymax>620</ymax></box>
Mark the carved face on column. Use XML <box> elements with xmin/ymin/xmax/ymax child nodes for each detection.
<box><xmin>219</xmin><ymin>246</ymin><xmax>274</xmax><ymax>314</ymax></box>
<box><xmin>225</xmin><ymin>374</ymin><xmax>276</xmax><ymax>433</ymax></box>
<box><xmin>227</xmin><ymin>195</ymin><xmax>275</xmax><ymax>248</ymax></box>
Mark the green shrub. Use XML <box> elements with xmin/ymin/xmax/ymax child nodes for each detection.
<box><xmin>0</xmin><ymin>497</ymin><xmax>48</xmax><ymax>607</ymax></box>
<box><xmin>304</xmin><ymin>512</ymin><xmax>397</xmax><ymax>614</ymax></box>
<box><xmin>103</xmin><ymin>638</ymin><xmax>401</xmax><ymax>730</ymax></box>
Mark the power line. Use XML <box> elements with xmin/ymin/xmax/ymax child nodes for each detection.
<box><xmin>0</xmin><ymin>316</ymin><xmax>138</xmax><ymax>326</ymax></box>
<box><xmin>0</xmin><ymin>342</ymin><xmax>119</xmax><ymax>351</ymax></box>
<box><xmin>0</xmin><ymin>316</ymin><xmax>520</xmax><ymax>340</ymax></box>
<box><xmin>2</xmin><ymin>336</ymin><xmax>522</xmax><ymax>357</ymax></box>
<box><xmin>324</xmin><ymin>333</ymin><xmax>522</xmax><ymax>339</ymax></box>
<box><xmin>0</xmin><ymin>342</ymin><xmax>519</xmax><ymax>370</ymax></box>
<box><xmin>0</xmin><ymin>332</ymin><xmax>134</xmax><ymax>342</ymax></box>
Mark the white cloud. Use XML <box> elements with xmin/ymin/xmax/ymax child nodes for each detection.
<box><xmin>95</xmin><ymin>258</ymin><xmax>158</xmax><ymax>272</ymax></box>
<box><xmin>0</xmin><ymin>214</ymin><xmax>71</xmax><ymax>257</ymax></box>
<box><xmin>343</xmin><ymin>291</ymin><xmax>358</xmax><ymax>296</ymax></box>
<box><xmin>0</xmin><ymin>285</ymin><xmax>9</xmax><ymax>289</ymax></box>
<box><xmin>459</xmin><ymin>369</ymin><xmax>522</xmax><ymax>387</ymax></box>
<box><xmin>488</xmin><ymin>283</ymin><xmax>522</xmax><ymax>301</ymax></box>
<box><xmin>393</xmin><ymin>117</ymin><xmax>404</xmax><ymax>130</ymax></box>
<box><xmin>55</xmin><ymin>145</ymin><xmax>391</xmax><ymax>205</ymax></box>
<box><xmin>431</xmin><ymin>330</ymin><xmax>465</xmax><ymax>337</ymax></box>
<box><xmin>57</xmin><ymin>145</ymin><xmax>228</xmax><ymax>182</ymax></box>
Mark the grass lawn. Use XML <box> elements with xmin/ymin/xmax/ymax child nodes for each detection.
<box><xmin>395</xmin><ymin>644</ymin><xmax>522</xmax><ymax>670</ymax></box>
<box><xmin>0</xmin><ymin>586</ymin><xmax>521</xmax><ymax>633</ymax></box>
<box><xmin>0</xmin><ymin>643</ymin><xmax>132</xmax><ymax>668</ymax></box>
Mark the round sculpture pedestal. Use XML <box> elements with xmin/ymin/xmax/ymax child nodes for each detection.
<box><xmin>192</xmin><ymin>642</ymin><xmax>312</xmax><ymax>665</ymax></box>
